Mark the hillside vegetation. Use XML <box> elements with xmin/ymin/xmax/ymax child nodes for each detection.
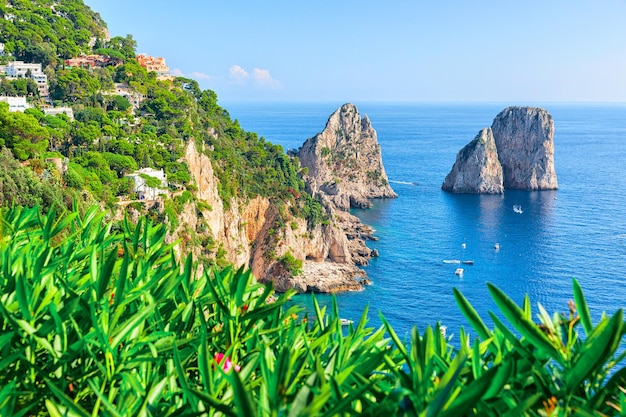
<box><xmin>0</xmin><ymin>0</ymin><xmax>320</xmax><ymax>229</ymax></box>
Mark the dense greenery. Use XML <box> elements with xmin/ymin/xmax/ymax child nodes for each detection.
<box><xmin>0</xmin><ymin>0</ymin><xmax>322</xmax><ymax>227</ymax></box>
<box><xmin>0</xmin><ymin>0</ymin><xmax>106</xmax><ymax>65</ymax></box>
<box><xmin>1</xmin><ymin>205</ymin><xmax>625</xmax><ymax>416</ymax></box>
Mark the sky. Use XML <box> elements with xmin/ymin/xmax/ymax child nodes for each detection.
<box><xmin>84</xmin><ymin>0</ymin><xmax>626</xmax><ymax>103</ymax></box>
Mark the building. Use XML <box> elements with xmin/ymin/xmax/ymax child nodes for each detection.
<box><xmin>44</xmin><ymin>107</ymin><xmax>74</xmax><ymax>121</ymax></box>
<box><xmin>0</xmin><ymin>96</ymin><xmax>30</xmax><ymax>112</ymax></box>
<box><xmin>3</xmin><ymin>61</ymin><xmax>49</xmax><ymax>98</ymax></box>
<box><xmin>136</xmin><ymin>54</ymin><xmax>171</xmax><ymax>79</ymax></box>
<box><xmin>4</xmin><ymin>61</ymin><xmax>43</xmax><ymax>78</ymax></box>
<box><xmin>64</xmin><ymin>54</ymin><xmax>121</xmax><ymax>68</ymax></box>
<box><xmin>0</xmin><ymin>43</ymin><xmax>5</xmax><ymax>56</ymax></box>
<box><xmin>126</xmin><ymin>168</ymin><xmax>168</xmax><ymax>200</ymax></box>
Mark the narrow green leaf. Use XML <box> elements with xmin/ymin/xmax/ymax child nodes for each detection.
<box><xmin>225</xmin><ymin>369</ymin><xmax>258</xmax><ymax>417</ymax></box>
<box><xmin>573</xmin><ymin>278</ymin><xmax>593</xmax><ymax>335</ymax></box>
<box><xmin>566</xmin><ymin>309</ymin><xmax>623</xmax><ymax>393</ymax></box>
<box><xmin>488</xmin><ymin>283</ymin><xmax>564</xmax><ymax>365</ymax></box>
<box><xmin>453</xmin><ymin>288</ymin><xmax>491</xmax><ymax>341</ymax></box>
<box><xmin>44</xmin><ymin>378</ymin><xmax>91</xmax><ymax>417</ymax></box>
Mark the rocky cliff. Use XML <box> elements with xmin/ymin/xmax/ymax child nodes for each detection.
<box><xmin>167</xmin><ymin>139</ymin><xmax>377</xmax><ymax>293</ymax></box>
<box><xmin>442</xmin><ymin>128</ymin><xmax>504</xmax><ymax>194</ymax></box>
<box><xmin>442</xmin><ymin>106</ymin><xmax>557</xmax><ymax>193</ymax></box>
<box><xmin>296</xmin><ymin>103</ymin><xmax>397</xmax><ymax>210</ymax></box>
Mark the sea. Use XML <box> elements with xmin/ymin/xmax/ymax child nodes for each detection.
<box><xmin>224</xmin><ymin>102</ymin><xmax>626</xmax><ymax>340</ymax></box>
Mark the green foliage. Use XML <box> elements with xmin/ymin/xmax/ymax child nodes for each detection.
<box><xmin>0</xmin><ymin>148</ymin><xmax>67</xmax><ymax>211</ymax></box>
<box><xmin>278</xmin><ymin>251</ymin><xmax>303</xmax><ymax>275</ymax></box>
<box><xmin>1</xmin><ymin>205</ymin><xmax>626</xmax><ymax>416</ymax></box>
<box><xmin>0</xmin><ymin>103</ymin><xmax>50</xmax><ymax>160</ymax></box>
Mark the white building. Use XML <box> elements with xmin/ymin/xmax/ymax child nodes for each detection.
<box><xmin>0</xmin><ymin>96</ymin><xmax>30</xmax><ymax>112</ymax></box>
<box><xmin>44</xmin><ymin>107</ymin><xmax>74</xmax><ymax>121</ymax></box>
<box><xmin>3</xmin><ymin>61</ymin><xmax>49</xmax><ymax>98</ymax></box>
<box><xmin>4</xmin><ymin>61</ymin><xmax>43</xmax><ymax>78</ymax></box>
<box><xmin>0</xmin><ymin>43</ymin><xmax>5</xmax><ymax>56</ymax></box>
<box><xmin>126</xmin><ymin>168</ymin><xmax>168</xmax><ymax>200</ymax></box>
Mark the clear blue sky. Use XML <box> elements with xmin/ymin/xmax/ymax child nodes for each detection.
<box><xmin>85</xmin><ymin>0</ymin><xmax>626</xmax><ymax>103</ymax></box>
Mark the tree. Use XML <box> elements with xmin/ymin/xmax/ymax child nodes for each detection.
<box><xmin>0</xmin><ymin>103</ymin><xmax>50</xmax><ymax>160</ymax></box>
<box><xmin>107</xmin><ymin>35</ymin><xmax>137</xmax><ymax>59</ymax></box>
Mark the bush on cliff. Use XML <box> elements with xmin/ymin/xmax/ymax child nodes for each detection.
<box><xmin>0</xmin><ymin>205</ymin><xmax>625</xmax><ymax>416</ymax></box>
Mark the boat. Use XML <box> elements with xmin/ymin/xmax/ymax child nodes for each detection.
<box><xmin>340</xmin><ymin>318</ymin><xmax>353</xmax><ymax>326</ymax></box>
<box><xmin>462</xmin><ymin>260</ymin><xmax>474</xmax><ymax>265</ymax></box>
<box><xmin>513</xmin><ymin>205</ymin><xmax>523</xmax><ymax>214</ymax></box>
<box><xmin>443</xmin><ymin>259</ymin><xmax>461</xmax><ymax>264</ymax></box>
<box><xmin>455</xmin><ymin>268</ymin><xmax>464</xmax><ymax>276</ymax></box>
<box><xmin>494</xmin><ymin>243</ymin><xmax>500</xmax><ymax>250</ymax></box>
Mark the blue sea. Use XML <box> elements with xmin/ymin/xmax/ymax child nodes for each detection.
<box><xmin>225</xmin><ymin>102</ymin><xmax>626</xmax><ymax>339</ymax></box>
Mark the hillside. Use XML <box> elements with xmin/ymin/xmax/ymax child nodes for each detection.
<box><xmin>0</xmin><ymin>0</ymin><xmax>380</xmax><ymax>288</ymax></box>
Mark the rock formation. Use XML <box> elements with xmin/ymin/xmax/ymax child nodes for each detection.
<box><xmin>295</xmin><ymin>103</ymin><xmax>397</xmax><ymax>210</ymax></box>
<box><xmin>442</xmin><ymin>106</ymin><xmax>557</xmax><ymax>193</ymax></box>
<box><xmin>161</xmin><ymin>134</ymin><xmax>383</xmax><ymax>294</ymax></box>
<box><xmin>491</xmin><ymin>106</ymin><xmax>558</xmax><ymax>190</ymax></box>
<box><xmin>442</xmin><ymin>128</ymin><xmax>504</xmax><ymax>194</ymax></box>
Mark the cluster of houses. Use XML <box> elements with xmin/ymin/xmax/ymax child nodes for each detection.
<box><xmin>0</xmin><ymin>45</ymin><xmax>173</xmax><ymax>200</ymax></box>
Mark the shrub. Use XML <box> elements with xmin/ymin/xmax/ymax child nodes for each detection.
<box><xmin>1</xmin><ymin>205</ymin><xmax>625</xmax><ymax>416</ymax></box>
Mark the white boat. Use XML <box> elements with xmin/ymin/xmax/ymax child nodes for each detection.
<box><xmin>340</xmin><ymin>318</ymin><xmax>353</xmax><ymax>326</ymax></box>
<box><xmin>440</xmin><ymin>325</ymin><xmax>447</xmax><ymax>338</ymax></box>
<box><xmin>494</xmin><ymin>243</ymin><xmax>500</xmax><ymax>250</ymax></box>
<box><xmin>513</xmin><ymin>205</ymin><xmax>523</xmax><ymax>214</ymax></box>
<box><xmin>455</xmin><ymin>268</ymin><xmax>464</xmax><ymax>276</ymax></box>
<box><xmin>443</xmin><ymin>259</ymin><xmax>461</xmax><ymax>264</ymax></box>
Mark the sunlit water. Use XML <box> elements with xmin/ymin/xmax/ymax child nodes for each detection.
<box><xmin>226</xmin><ymin>102</ymin><xmax>626</xmax><ymax>339</ymax></box>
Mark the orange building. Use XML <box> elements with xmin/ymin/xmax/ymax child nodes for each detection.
<box><xmin>136</xmin><ymin>54</ymin><xmax>171</xmax><ymax>78</ymax></box>
<box><xmin>65</xmin><ymin>54</ymin><xmax>120</xmax><ymax>68</ymax></box>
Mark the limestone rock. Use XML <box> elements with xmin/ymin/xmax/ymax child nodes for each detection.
<box><xmin>296</xmin><ymin>103</ymin><xmax>397</xmax><ymax>210</ymax></box>
<box><xmin>491</xmin><ymin>106</ymin><xmax>558</xmax><ymax>190</ymax></box>
<box><xmin>442</xmin><ymin>128</ymin><xmax>504</xmax><ymax>194</ymax></box>
<box><xmin>443</xmin><ymin>106</ymin><xmax>558</xmax><ymax>193</ymax></box>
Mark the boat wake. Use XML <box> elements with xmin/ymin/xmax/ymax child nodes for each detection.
<box><xmin>389</xmin><ymin>179</ymin><xmax>418</xmax><ymax>186</ymax></box>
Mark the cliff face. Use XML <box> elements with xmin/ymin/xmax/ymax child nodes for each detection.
<box><xmin>442</xmin><ymin>128</ymin><xmax>504</xmax><ymax>194</ymax></box>
<box><xmin>443</xmin><ymin>106</ymin><xmax>557</xmax><ymax>193</ymax></box>
<box><xmin>491</xmin><ymin>106</ymin><xmax>558</xmax><ymax>190</ymax></box>
<box><xmin>296</xmin><ymin>103</ymin><xmax>397</xmax><ymax>210</ymax></box>
<box><xmin>178</xmin><ymin>140</ymin><xmax>372</xmax><ymax>293</ymax></box>
<box><xmin>171</xmin><ymin>105</ymin><xmax>396</xmax><ymax>293</ymax></box>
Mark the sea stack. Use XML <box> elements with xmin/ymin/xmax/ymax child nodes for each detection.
<box><xmin>442</xmin><ymin>106</ymin><xmax>558</xmax><ymax>193</ymax></box>
<box><xmin>295</xmin><ymin>103</ymin><xmax>397</xmax><ymax>210</ymax></box>
<box><xmin>491</xmin><ymin>106</ymin><xmax>558</xmax><ymax>190</ymax></box>
<box><xmin>442</xmin><ymin>128</ymin><xmax>504</xmax><ymax>194</ymax></box>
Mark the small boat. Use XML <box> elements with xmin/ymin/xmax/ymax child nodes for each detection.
<box><xmin>340</xmin><ymin>318</ymin><xmax>353</xmax><ymax>326</ymax></box>
<box><xmin>439</xmin><ymin>325</ymin><xmax>447</xmax><ymax>338</ymax></box>
<box><xmin>455</xmin><ymin>268</ymin><xmax>464</xmax><ymax>276</ymax></box>
<box><xmin>513</xmin><ymin>205</ymin><xmax>523</xmax><ymax>214</ymax></box>
<box><xmin>462</xmin><ymin>260</ymin><xmax>474</xmax><ymax>265</ymax></box>
<box><xmin>461</xmin><ymin>243</ymin><xmax>466</xmax><ymax>249</ymax></box>
<box><xmin>443</xmin><ymin>259</ymin><xmax>461</xmax><ymax>264</ymax></box>
<box><xmin>494</xmin><ymin>243</ymin><xmax>500</xmax><ymax>251</ymax></box>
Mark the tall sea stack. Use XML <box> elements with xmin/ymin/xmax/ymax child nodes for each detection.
<box><xmin>442</xmin><ymin>106</ymin><xmax>558</xmax><ymax>193</ymax></box>
<box><xmin>296</xmin><ymin>103</ymin><xmax>397</xmax><ymax>210</ymax></box>
<box><xmin>491</xmin><ymin>106</ymin><xmax>558</xmax><ymax>190</ymax></box>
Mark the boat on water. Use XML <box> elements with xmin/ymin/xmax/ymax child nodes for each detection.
<box><xmin>462</xmin><ymin>260</ymin><xmax>474</xmax><ymax>265</ymax></box>
<box><xmin>340</xmin><ymin>318</ymin><xmax>353</xmax><ymax>326</ymax></box>
<box><xmin>443</xmin><ymin>259</ymin><xmax>461</xmax><ymax>264</ymax></box>
<box><xmin>513</xmin><ymin>205</ymin><xmax>523</xmax><ymax>214</ymax></box>
<box><xmin>455</xmin><ymin>268</ymin><xmax>464</xmax><ymax>276</ymax></box>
